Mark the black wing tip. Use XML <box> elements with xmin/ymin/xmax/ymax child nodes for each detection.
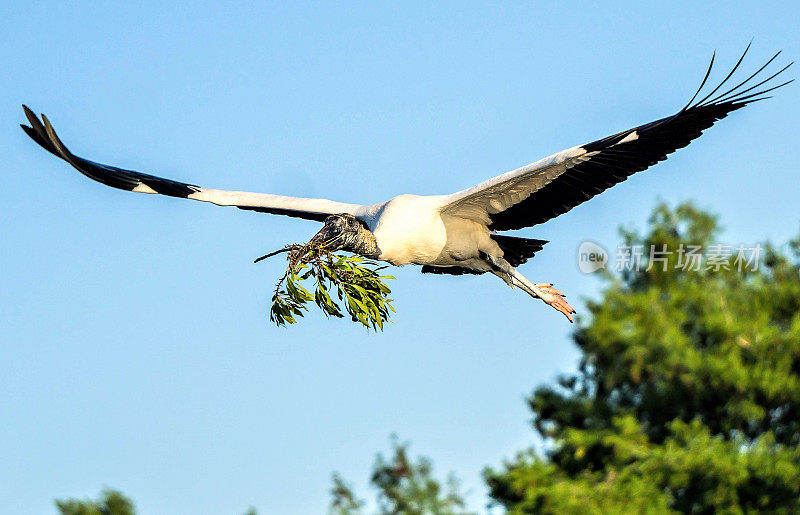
<box><xmin>20</xmin><ymin>124</ymin><xmax>37</xmax><ymax>143</ymax></box>
<box><xmin>20</xmin><ymin>106</ymin><xmax>200</xmax><ymax>198</ymax></box>
<box><xmin>21</xmin><ymin>104</ymin><xmax>44</xmax><ymax>130</ymax></box>
<box><xmin>686</xmin><ymin>45</ymin><xmax>793</xmax><ymax>111</ymax></box>
<box><xmin>20</xmin><ymin>106</ymin><xmax>64</xmax><ymax>158</ymax></box>
<box><xmin>683</xmin><ymin>50</ymin><xmax>717</xmax><ymax>110</ymax></box>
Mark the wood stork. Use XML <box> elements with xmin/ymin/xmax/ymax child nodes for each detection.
<box><xmin>21</xmin><ymin>47</ymin><xmax>791</xmax><ymax>322</ymax></box>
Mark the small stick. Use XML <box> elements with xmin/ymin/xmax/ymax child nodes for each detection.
<box><xmin>254</xmin><ymin>244</ymin><xmax>304</xmax><ymax>264</ymax></box>
<box><xmin>254</xmin><ymin>248</ymin><xmax>290</xmax><ymax>264</ymax></box>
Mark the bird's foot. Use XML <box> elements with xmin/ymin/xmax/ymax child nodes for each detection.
<box><xmin>535</xmin><ymin>283</ymin><xmax>575</xmax><ymax>323</ymax></box>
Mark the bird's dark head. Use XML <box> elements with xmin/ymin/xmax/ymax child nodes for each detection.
<box><xmin>309</xmin><ymin>213</ymin><xmax>379</xmax><ymax>258</ymax></box>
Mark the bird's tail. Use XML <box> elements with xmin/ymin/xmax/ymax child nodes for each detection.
<box><xmin>490</xmin><ymin>235</ymin><xmax>548</xmax><ymax>267</ymax></box>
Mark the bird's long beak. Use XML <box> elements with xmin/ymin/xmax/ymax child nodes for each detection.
<box><xmin>308</xmin><ymin>221</ymin><xmax>346</xmax><ymax>251</ymax></box>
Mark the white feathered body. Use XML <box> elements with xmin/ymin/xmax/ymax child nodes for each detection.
<box><xmin>364</xmin><ymin>194</ymin><xmax>499</xmax><ymax>270</ymax></box>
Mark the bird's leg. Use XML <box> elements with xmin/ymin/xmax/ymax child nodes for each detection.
<box><xmin>512</xmin><ymin>273</ymin><xmax>576</xmax><ymax>323</ymax></box>
<box><xmin>483</xmin><ymin>253</ymin><xmax>576</xmax><ymax>323</ymax></box>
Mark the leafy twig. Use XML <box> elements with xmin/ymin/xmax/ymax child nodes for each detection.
<box><xmin>256</xmin><ymin>242</ymin><xmax>395</xmax><ymax>330</ymax></box>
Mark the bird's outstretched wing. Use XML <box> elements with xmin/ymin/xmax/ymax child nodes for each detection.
<box><xmin>20</xmin><ymin>106</ymin><xmax>368</xmax><ymax>222</ymax></box>
<box><xmin>441</xmin><ymin>46</ymin><xmax>793</xmax><ymax>231</ymax></box>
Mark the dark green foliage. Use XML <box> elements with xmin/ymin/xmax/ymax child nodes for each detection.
<box><xmin>265</xmin><ymin>243</ymin><xmax>395</xmax><ymax>330</ymax></box>
<box><xmin>55</xmin><ymin>489</ymin><xmax>258</xmax><ymax>515</ymax></box>
<box><xmin>485</xmin><ymin>202</ymin><xmax>800</xmax><ymax>513</ymax></box>
<box><xmin>330</xmin><ymin>437</ymin><xmax>475</xmax><ymax>515</ymax></box>
<box><xmin>55</xmin><ymin>489</ymin><xmax>135</xmax><ymax>515</ymax></box>
<box><xmin>330</xmin><ymin>474</ymin><xmax>366</xmax><ymax>515</ymax></box>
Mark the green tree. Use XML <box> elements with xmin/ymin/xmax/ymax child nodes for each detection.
<box><xmin>54</xmin><ymin>489</ymin><xmax>259</xmax><ymax>515</ymax></box>
<box><xmin>485</xmin><ymin>202</ymin><xmax>800</xmax><ymax>514</ymax></box>
<box><xmin>55</xmin><ymin>489</ymin><xmax>135</xmax><ymax>515</ymax></box>
<box><xmin>330</xmin><ymin>437</ymin><xmax>475</xmax><ymax>515</ymax></box>
<box><xmin>53</xmin><ymin>204</ymin><xmax>800</xmax><ymax>514</ymax></box>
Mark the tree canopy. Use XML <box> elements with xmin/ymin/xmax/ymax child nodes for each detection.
<box><xmin>485</xmin><ymin>202</ymin><xmax>800</xmax><ymax>513</ymax></box>
<box><xmin>55</xmin><ymin>489</ymin><xmax>135</xmax><ymax>515</ymax></box>
<box><xmin>53</xmin><ymin>202</ymin><xmax>800</xmax><ymax>514</ymax></box>
<box><xmin>330</xmin><ymin>436</ymin><xmax>474</xmax><ymax>515</ymax></box>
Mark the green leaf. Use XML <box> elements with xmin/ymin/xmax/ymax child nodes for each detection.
<box><xmin>266</xmin><ymin>243</ymin><xmax>395</xmax><ymax>331</ymax></box>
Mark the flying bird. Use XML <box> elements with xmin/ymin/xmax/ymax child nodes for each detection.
<box><xmin>21</xmin><ymin>47</ymin><xmax>792</xmax><ymax>322</ymax></box>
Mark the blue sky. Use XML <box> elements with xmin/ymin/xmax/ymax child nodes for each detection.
<box><xmin>1</xmin><ymin>2</ymin><xmax>797</xmax><ymax>513</ymax></box>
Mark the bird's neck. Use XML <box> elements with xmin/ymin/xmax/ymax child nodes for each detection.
<box><xmin>346</xmin><ymin>225</ymin><xmax>381</xmax><ymax>259</ymax></box>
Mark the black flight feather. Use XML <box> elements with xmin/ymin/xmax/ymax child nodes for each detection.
<box><xmin>20</xmin><ymin>106</ymin><xmax>329</xmax><ymax>222</ymax></box>
<box><xmin>488</xmin><ymin>47</ymin><xmax>793</xmax><ymax>231</ymax></box>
